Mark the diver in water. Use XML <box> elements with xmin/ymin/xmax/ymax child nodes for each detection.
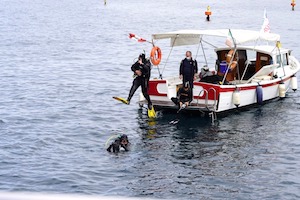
<box><xmin>127</xmin><ymin>53</ymin><xmax>152</xmax><ymax>109</ymax></box>
<box><xmin>107</xmin><ymin>134</ymin><xmax>130</xmax><ymax>153</ymax></box>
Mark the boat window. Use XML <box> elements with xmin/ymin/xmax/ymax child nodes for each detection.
<box><xmin>276</xmin><ymin>55</ymin><xmax>282</xmax><ymax>67</ymax></box>
<box><xmin>276</xmin><ymin>54</ymin><xmax>288</xmax><ymax>67</ymax></box>
<box><xmin>246</xmin><ymin>50</ymin><xmax>256</xmax><ymax>62</ymax></box>
<box><xmin>282</xmin><ymin>53</ymin><xmax>288</xmax><ymax>66</ymax></box>
<box><xmin>239</xmin><ymin>50</ymin><xmax>256</xmax><ymax>80</ymax></box>
<box><xmin>256</xmin><ymin>52</ymin><xmax>271</xmax><ymax>72</ymax></box>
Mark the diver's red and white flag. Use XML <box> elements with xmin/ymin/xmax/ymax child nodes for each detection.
<box><xmin>129</xmin><ymin>33</ymin><xmax>147</xmax><ymax>42</ymax></box>
<box><xmin>261</xmin><ymin>9</ymin><xmax>270</xmax><ymax>33</ymax></box>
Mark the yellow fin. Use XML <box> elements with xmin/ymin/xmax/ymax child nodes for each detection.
<box><xmin>113</xmin><ymin>96</ymin><xmax>129</xmax><ymax>105</ymax></box>
<box><xmin>148</xmin><ymin>107</ymin><xmax>156</xmax><ymax>118</ymax></box>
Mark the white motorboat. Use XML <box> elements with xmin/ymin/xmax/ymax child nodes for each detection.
<box><xmin>139</xmin><ymin>29</ymin><xmax>300</xmax><ymax>120</ymax></box>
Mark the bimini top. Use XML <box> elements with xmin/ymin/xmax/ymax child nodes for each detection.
<box><xmin>152</xmin><ymin>29</ymin><xmax>280</xmax><ymax>47</ymax></box>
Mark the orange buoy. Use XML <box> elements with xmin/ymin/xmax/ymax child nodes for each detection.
<box><xmin>205</xmin><ymin>11</ymin><xmax>211</xmax><ymax>15</ymax></box>
<box><xmin>150</xmin><ymin>46</ymin><xmax>162</xmax><ymax>66</ymax></box>
<box><xmin>226</xmin><ymin>49</ymin><xmax>238</xmax><ymax>70</ymax></box>
<box><xmin>205</xmin><ymin>6</ymin><xmax>212</xmax><ymax>21</ymax></box>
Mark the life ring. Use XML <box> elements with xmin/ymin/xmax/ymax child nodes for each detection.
<box><xmin>226</xmin><ymin>49</ymin><xmax>238</xmax><ymax>70</ymax></box>
<box><xmin>150</xmin><ymin>46</ymin><xmax>162</xmax><ymax>65</ymax></box>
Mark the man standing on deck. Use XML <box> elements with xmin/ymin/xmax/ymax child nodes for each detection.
<box><xmin>179</xmin><ymin>51</ymin><xmax>198</xmax><ymax>97</ymax></box>
<box><xmin>126</xmin><ymin>53</ymin><xmax>152</xmax><ymax>109</ymax></box>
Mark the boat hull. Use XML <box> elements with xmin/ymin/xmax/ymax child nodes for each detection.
<box><xmin>140</xmin><ymin>75</ymin><xmax>295</xmax><ymax>113</ymax></box>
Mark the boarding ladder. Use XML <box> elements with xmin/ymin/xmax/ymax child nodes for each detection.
<box><xmin>196</xmin><ymin>87</ymin><xmax>217</xmax><ymax>123</ymax></box>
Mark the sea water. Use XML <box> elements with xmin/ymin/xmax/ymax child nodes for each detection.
<box><xmin>0</xmin><ymin>0</ymin><xmax>300</xmax><ymax>199</ymax></box>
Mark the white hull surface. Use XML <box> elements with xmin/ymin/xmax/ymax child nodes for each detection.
<box><xmin>143</xmin><ymin>74</ymin><xmax>295</xmax><ymax>113</ymax></box>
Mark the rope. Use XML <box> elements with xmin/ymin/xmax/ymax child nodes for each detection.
<box><xmin>201</xmin><ymin>39</ymin><xmax>218</xmax><ymax>49</ymax></box>
<box><xmin>160</xmin><ymin>36</ymin><xmax>178</xmax><ymax>78</ymax></box>
<box><xmin>200</xmin><ymin>41</ymin><xmax>208</xmax><ymax>66</ymax></box>
<box><xmin>221</xmin><ymin>48</ymin><xmax>238</xmax><ymax>85</ymax></box>
<box><xmin>194</xmin><ymin>36</ymin><xmax>202</xmax><ymax>60</ymax></box>
<box><xmin>157</xmin><ymin>64</ymin><xmax>162</xmax><ymax>79</ymax></box>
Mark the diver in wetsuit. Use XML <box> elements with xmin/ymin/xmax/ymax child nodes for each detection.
<box><xmin>127</xmin><ymin>53</ymin><xmax>152</xmax><ymax>109</ymax></box>
<box><xmin>178</xmin><ymin>82</ymin><xmax>192</xmax><ymax>109</ymax></box>
<box><xmin>171</xmin><ymin>82</ymin><xmax>192</xmax><ymax>111</ymax></box>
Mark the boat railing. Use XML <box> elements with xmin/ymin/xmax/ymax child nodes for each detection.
<box><xmin>196</xmin><ymin>87</ymin><xmax>217</xmax><ymax>111</ymax></box>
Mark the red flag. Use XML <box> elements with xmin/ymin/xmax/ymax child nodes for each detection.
<box><xmin>138</xmin><ymin>38</ymin><xmax>146</xmax><ymax>42</ymax></box>
<box><xmin>129</xmin><ymin>33</ymin><xmax>147</xmax><ymax>42</ymax></box>
<box><xmin>129</xmin><ymin>33</ymin><xmax>135</xmax><ymax>39</ymax></box>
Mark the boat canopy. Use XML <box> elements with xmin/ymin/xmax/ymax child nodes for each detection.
<box><xmin>152</xmin><ymin>29</ymin><xmax>280</xmax><ymax>47</ymax></box>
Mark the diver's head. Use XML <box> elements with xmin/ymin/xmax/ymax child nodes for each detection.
<box><xmin>139</xmin><ymin>53</ymin><xmax>146</xmax><ymax>62</ymax></box>
<box><xmin>119</xmin><ymin>134</ymin><xmax>129</xmax><ymax>146</ymax></box>
<box><xmin>184</xmin><ymin>81</ymin><xmax>190</xmax><ymax>89</ymax></box>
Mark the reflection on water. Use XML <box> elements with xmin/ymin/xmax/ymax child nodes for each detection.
<box><xmin>127</xmin><ymin>99</ymin><xmax>300</xmax><ymax>199</ymax></box>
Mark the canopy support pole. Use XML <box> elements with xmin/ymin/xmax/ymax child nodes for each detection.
<box><xmin>160</xmin><ymin>36</ymin><xmax>178</xmax><ymax>79</ymax></box>
<box><xmin>241</xmin><ymin>61</ymin><xmax>251</xmax><ymax>81</ymax></box>
<box><xmin>199</xmin><ymin>40</ymin><xmax>208</xmax><ymax>66</ymax></box>
<box><xmin>222</xmin><ymin>29</ymin><xmax>238</xmax><ymax>85</ymax></box>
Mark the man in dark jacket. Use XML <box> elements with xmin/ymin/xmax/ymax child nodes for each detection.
<box><xmin>179</xmin><ymin>51</ymin><xmax>198</xmax><ymax>97</ymax></box>
<box><xmin>127</xmin><ymin>53</ymin><xmax>152</xmax><ymax>109</ymax></box>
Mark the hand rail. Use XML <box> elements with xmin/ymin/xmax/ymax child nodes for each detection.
<box><xmin>196</xmin><ymin>87</ymin><xmax>217</xmax><ymax>111</ymax></box>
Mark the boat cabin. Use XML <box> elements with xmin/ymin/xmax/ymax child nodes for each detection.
<box><xmin>214</xmin><ymin>46</ymin><xmax>291</xmax><ymax>84</ymax></box>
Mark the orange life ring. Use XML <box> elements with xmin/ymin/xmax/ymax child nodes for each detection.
<box><xmin>150</xmin><ymin>46</ymin><xmax>162</xmax><ymax>65</ymax></box>
<box><xmin>226</xmin><ymin>49</ymin><xmax>238</xmax><ymax>70</ymax></box>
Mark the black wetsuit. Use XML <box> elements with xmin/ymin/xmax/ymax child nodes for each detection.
<box><xmin>127</xmin><ymin>59</ymin><xmax>152</xmax><ymax>108</ymax></box>
<box><xmin>179</xmin><ymin>58</ymin><xmax>198</xmax><ymax>88</ymax></box>
<box><xmin>178</xmin><ymin>87</ymin><xmax>192</xmax><ymax>104</ymax></box>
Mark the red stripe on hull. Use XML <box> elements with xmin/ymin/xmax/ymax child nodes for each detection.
<box><xmin>148</xmin><ymin>80</ymin><xmax>167</xmax><ymax>96</ymax></box>
<box><xmin>149</xmin><ymin>75</ymin><xmax>294</xmax><ymax>100</ymax></box>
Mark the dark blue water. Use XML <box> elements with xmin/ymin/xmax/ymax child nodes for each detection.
<box><xmin>1</xmin><ymin>0</ymin><xmax>300</xmax><ymax>199</ymax></box>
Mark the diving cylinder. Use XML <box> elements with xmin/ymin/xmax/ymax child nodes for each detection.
<box><xmin>279</xmin><ymin>82</ymin><xmax>286</xmax><ymax>98</ymax></box>
<box><xmin>232</xmin><ymin>88</ymin><xmax>240</xmax><ymax>107</ymax></box>
<box><xmin>139</xmin><ymin>92</ymin><xmax>145</xmax><ymax>107</ymax></box>
<box><xmin>291</xmin><ymin>76</ymin><xmax>298</xmax><ymax>91</ymax></box>
<box><xmin>256</xmin><ymin>85</ymin><xmax>263</xmax><ymax>105</ymax></box>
